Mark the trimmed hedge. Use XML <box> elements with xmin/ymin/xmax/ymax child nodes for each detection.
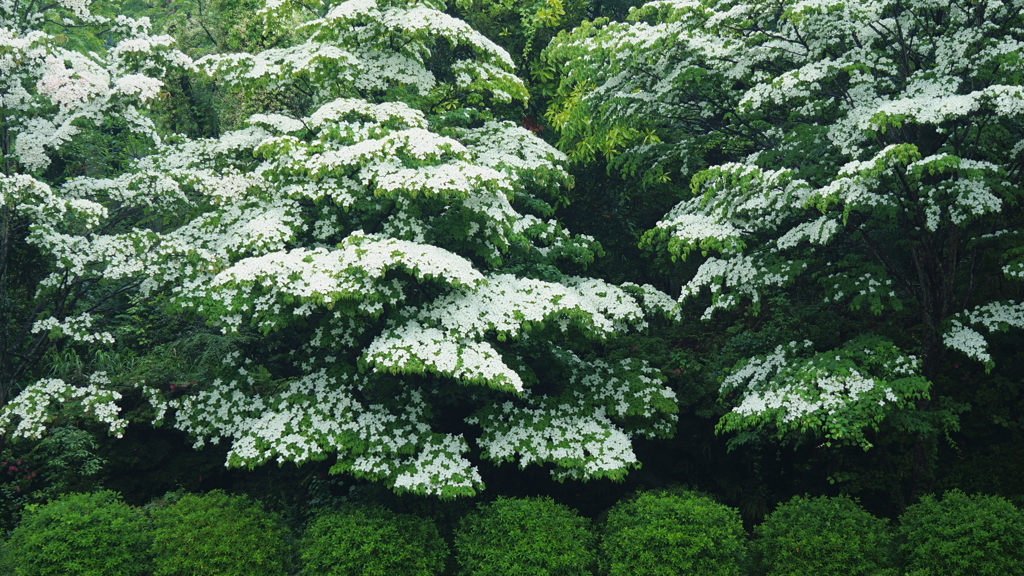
<box><xmin>10</xmin><ymin>486</ymin><xmax>1024</xmax><ymax>576</ymax></box>
<box><xmin>898</xmin><ymin>489</ymin><xmax>1024</xmax><ymax>576</ymax></box>
<box><xmin>7</xmin><ymin>491</ymin><xmax>151</xmax><ymax>576</ymax></box>
<box><xmin>455</xmin><ymin>496</ymin><xmax>596</xmax><ymax>576</ymax></box>
<box><xmin>600</xmin><ymin>489</ymin><xmax>747</xmax><ymax>576</ymax></box>
<box><xmin>301</xmin><ymin>505</ymin><xmax>447</xmax><ymax>576</ymax></box>
<box><xmin>149</xmin><ymin>490</ymin><xmax>293</xmax><ymax>576</ymax></box>
<box><xmin>752</xmin><ymin>495</ymin><xmax>895</xmax><ymax>576</ymax></box>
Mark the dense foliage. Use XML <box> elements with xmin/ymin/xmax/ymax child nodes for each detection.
<box><xmin>599</xmin><ymin>488</ymin><xmax>746</xmax><ymax>576</ymax></box>
<box><xmin>1</xmin><ymin>0</ymin><xmax>1024</xmax><ymax>572</ymax></box>
<box><xmin>897</xmin><ymin>489</ymin><xmax>1024</xmax><ymax>576</ymax></box>
<box><xmin>0</xmin><ymin>0</ymin><xmax>189</xmax><ymax>419</ymax></box>
<box><xmin>751</xmin><ymin>495</ymin><xmax>895</xmax><ymax>576</ymax></box>
<box><xmin>2</xmin><ymin>490</ymin><xmax>1019</xmax><ymax>574</ymax></box>
<box><xmin>149</xmin><ymin>490</ymin><xmax>293</xmax><ymax>576</ymax></box>
<box><xmin>1</xmin><ymin>0</ymin><xmax>680</xmax><ymax>498</ymax></box>
<box><xmin>545</xmin><ymin>0</ymin><xmax>1024</xmax><ymax>454</ymax></box>
<box><xmin>7</xmin><ymin>491</ymin><xmax>151</xmax><ymax>576</ymax></box>
<box><xmin>454</xmin><ymin>496</ymin><xmax>597</xmax><ymax>576</ymax></box>
<box><xmin>301</xmin><ymin>506</ymin><xmax>448</xmax><ymax>576</ymax></box>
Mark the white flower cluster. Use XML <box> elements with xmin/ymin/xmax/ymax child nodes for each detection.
<box><xmin>0</xmin><ymin>376</ymin><xmax>127</xmax><ymax>439</ymax></box>
<box><xmin>166</xmin><ymin>369</ymin><xmax>483</xmax><ymax>497</ymax></box>
<box><xmin>31</xmin><ymin>312</ymin><xmax>115</xmax><ymax>344</ymax></box>
<box><xmin>657</xmin><ymin>213</ymin><xmax>746</xmax><ymax>254</ymax></box>
<box><xmin>364</xmin><ymin>274</ymin><xmax>673</xmax><ymax>394</ymax></box>
<box><xmin>377</xmin><ymin>435</ymin><xmax>483</xmax><ymax>497</ymax></box>
<box><xmin>944</xmin><ymin>301</ymin><xmax>1024</xmax><ymax>369</ymax></box>
<box><xmin>464</xmin><ymin>349</ymin><xmax>677</xmax><ymax>478</ymax></box>
<box><xmin>719</xmin><ymin>337</ymin><xmax>927</xmax><ymax>448</ymax></box>
<box><xmin>1</xmin><ymin>173</ymin><xmax>107</xmax><ymax>230</ymax></box>
<box><xmin>1005</xmin><ymin>260</ymin><xmax>1024</xmax><ymax>280</ymax></box>
<box><xmin>731</xmin><ymin>369</ymin><xmax>887</xmax><ymax>424</ymax></box>
<box><xmin>721</xmin><ymin>341</ymin><xmax>811</xmax><ymax>394</ymax></box>
<box><xmin>15</xmin><ymin>117</ymin><xmax>81</xmax><ymax>172</ymax></box>
<box><xmin>36</xmin><ymin>53</ymin><xmax>109</xmax><ymax>112</ymax></box>
<box><xmin>307</xmin><ymin>97</ymin><xmax>427</xmax><ymax>129</ymax></box>
<box><xmin>565</xmin><ymin>353</ymin><xmax>678</xmax><ymax>436</ymax></box>
<box><xmin>776</xmin><ymin>215</ymin><xmax>840</xmax><ymax>250</ymax></box>
<box><xmin>355</xmin><ymin>51</ymin><xmax>439</xmax><ymax>93</ymax></box>
<box><xmin>1</xmin><ymin>4</ymin><xmax>188</xmax><ymax>182</ymax></box>
<box><xmin>56</xmin><ymin>0</ymin><xmax>93</xmax><ymax>19</ymax></box>
<box><xmin>364</xmin><ymin>321</ymin><xmax>524</xmax><ymax>391</ymax></box>
<box><xmin>113</xmin><ymin>73</ymin><xmax>163</xmax><ymax>101</ymax></box>
<box><xmin>457</xmin><ymin>121</ymin><xmax>571</xmax><ymax>191</ymax></box>
<box><xmin>406</xmin><ymin>273</ymin><xmax>650</xmax><ymax>339</ymax></box>
<box><xmin>943</xmin><ymin>321</ymin><xmax>992</xmax><ymax>366</ymax></box>
<box><xmin>314</xmin><ymin>0</ymin><xmax>515</xmax><ymax>68</ymax></box>
<box><xmin>620</xmin><ymin>282</ymin><xmax>682</xmax><ymax>322</ymax></box>
<box><xmin>198</xmin><ymin>43</ymin><xmax>357</xmax><ymax>93</ymax></box>
<box><xmin>249</xmin><ymin>0</ymin><xmax>523</xmax><ymax>103</ymax></box>
<box><xmin>680</xmin><ymin>255</ymin><xmax>804</xmax><ymax>319</ymax></box>
<box><xmin>642</xmin><ymin>163</ymin><xmax>830</xmax><ymax>318</ymax></box>
<box><xmin>474</xmin><ymin>402</ymin><xmax>639</xmax><ymax>481</ymax></box>
<box><xmin>198</xmin><ymin>233</ymin><xmax>485</xmax><ymax>333</ymax></box>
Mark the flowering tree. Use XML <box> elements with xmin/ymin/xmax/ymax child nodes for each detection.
<box><xmin>1</xmin><ymin>0</ymin><xmax>189</xmax><ymax>417</ymax></box>
<box><xmin>545</xmin><ymin>0</ymin><xmax>1024</xmax><ymax>449</ymax></box>
<box><xmin>1</xmin><ymin>0</ymin><xmax>680</xmax><ymax>497</ymax></box>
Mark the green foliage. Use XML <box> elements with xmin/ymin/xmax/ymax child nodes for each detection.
<box><xmin>454</xmin><ymin>496</ymin><xmax>596</xmax><ymax>576</ymax></box>
<box><xmin>752</xmin><ymin>495</ymin><xmax>896</xmax><ymax>576</ymax></box>
<box><xmin>158</xmin><ymin>0</ymin><xmax>291</xmax><ymax>57</ymax></box>
<box><xmin>544</xmin><ymin>0</ymin><xmax>1024</xmax><ymax>487</ymax></box>
<box><xmin>7</xmin><ymin>491</ymin><xmax>151</xmax><ymax>576</ymax></box>
<box><xmin>300</xmin><ymin>505</ymin><xmax>447</xmax><ymax>576</ymax></box>
<box><xmin>897</xmin><ymin>489</ymin><xmax>1024</xmax><ymax>576</ymax></box>
<box><xmin>155</xmin><ymin>0</ymin><xmax>303</xmax><ymax>133</ymax></box>
<box><xmin>0</xmin><ymin>539</ymin><xmax>13</xmax><ymax>576</ymax></box>
<box><xmin>24</xmin><ymin>427</ymin><xmax>106</xmax><ymax>491</ymax></box>
<box><xmin>452</xmin><ymin>0</ymin><xmax>588</xmax><ymax>104</ymax></box>
<box><xmin>0</xmin><ymin>2</ymin><xmax>179</xmax><ymax>430</ymax></box>
<box><xmin>0</xmin><ymin>427</ymin><xmax>107</xmax><ymax>530</ymax></box>
<box><xmin>148</xmin><ymin>490</ymin><xmax>293</xmax><ymax>576</ymax></box>
<box><xmin>716</xmin><ymin>335</ymin><xmax>932</xmax><ymax>451</ymax></box>
<box><xmin>599</xmin><ymin>488</ymin><xmax>746</xmax><ymax>576</ymax></box>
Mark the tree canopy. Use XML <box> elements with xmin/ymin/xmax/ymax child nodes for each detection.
<box><xmin>3</xmin><ymin>0</ymin><xmax>1024</xmax><ymax>512</ymax></box>
<box><xmin>1</xmin><ymin>0</ymin><xmax>679</xmax><ymax>498</ymax></box>
<box><xmin>545</xmin><ymin>0</ymin><xmax>1024</xmax><ymax>449</ymax></box>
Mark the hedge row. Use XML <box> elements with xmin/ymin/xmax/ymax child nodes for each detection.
<box><xmin>3</xmin><ymin>488</ymin><xmax>1023</xmax><ymax>575</ymax></box>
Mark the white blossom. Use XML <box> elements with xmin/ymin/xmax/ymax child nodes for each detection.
<box><xmin>1</xmin><ymin>0</ymin><xmax>676</xmax><ymax>497</ymax></box>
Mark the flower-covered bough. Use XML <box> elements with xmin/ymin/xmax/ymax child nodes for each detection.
<box><xmin>546</xmin><ymin>0</ymin><xmax>1024</xmax><ymax>448</ymax></box>
<box><xmin>2</xmin><ymin>0</ymin><xmax>679</xmax><ymax>497</ymax></box>
<box><xmin>1</xmin><ymin>0</ymin><xmax>191</xmax><ymax>409</ymax></box>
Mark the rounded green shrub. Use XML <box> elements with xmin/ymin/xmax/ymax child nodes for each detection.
<box><xmin>600</xmin><ymin>489</ymin><xmax>747</xmax><ymax>576</ymax></box>
<box><xmin>752</xmin><ymin>494</ymin><xmax>895</xmax><ymax>576</ymax></box>
<box><xmin>149</xmin><ymin>490</ymin><xmax>293</xmax><ymax>576</ymax></box>
<box><xmin>454</xmin><ymin>496</ymin><xmax>596</xmax><ymax>576</ymax></box>
<box><xmin>898</xmin><ymin>489</ymin><xmax>1024</xmax><ymax>576</ymax></box>
<box><xmin>7</xmin><ymin>490</ymin><xmax>151</xmax><ymax>576</ymax></box>
<box><xmin>300</xmin><ymin>505</ymin><xmax>447</xmax><ymax>576</ymax></box>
